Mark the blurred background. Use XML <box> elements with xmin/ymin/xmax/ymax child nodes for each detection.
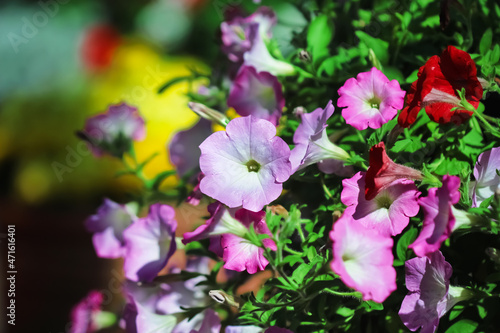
<box><xmin>0</xmin><ymin>0</ymin><xmax>229</xmax><ymax>331</ymax></box>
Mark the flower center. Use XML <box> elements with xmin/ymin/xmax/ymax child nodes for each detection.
<box><xmin>368</xmin><ymin>96</ymin><xmax>381</xmax><ymax>109</ymax></box>
<box><xmin>246</xmin><ymin>159</ymin><xmax>261</xmax><ymax>172</ymax></box>
<box><xmin>375</xmin><ymin>193</ymin><xmax>393</xmax><ymax>209</ymax></box>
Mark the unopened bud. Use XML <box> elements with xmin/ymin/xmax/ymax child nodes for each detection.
<box><xmin>208</xmin><ymin>290</ymin><xmax>240</xmax><ymax>308</ymax></box>
<box><xmin>268</xmin><ymin>205</ymin><xmax>288</xmax><ymax>217</ymax></box>
<box><xmin>298</xmin><ymin>50</ymin><xmax>311</xmax><ymax>63</ymax></box>
<box><xmin>293</xmin><ymin>106</ymin><xmax>306</xmax><ymax>118</ymax></box>
<box><xmin>188</xmin><ymin>102</ymin><xmax>230</xmax><ymax>127</ymax></box>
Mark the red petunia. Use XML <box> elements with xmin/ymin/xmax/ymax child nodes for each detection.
<box><xmin>365</xmin><ymin>142</ymin><xmax>423</xmax><ymax>200</ymax></box>
<box><xmin>398</xmin><ymin>46</ymin><xmax>483</xmax><ymax>127</ymax></box>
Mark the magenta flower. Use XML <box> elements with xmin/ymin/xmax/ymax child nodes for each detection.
<box><xmin>123</xmin><ymin>204</ymin><xmax>177</xmax><ymax>282</ymax></box>
<box><xmin>337</xmin><ymin>67</ymin><xmax>405</xmax><ymax>130</ymax></box>
<box><xmin>85</xmin><ymin>199</ymin><xmax>137</xmax><ymax>259</ymax></box>
<box><xmin>183</xmin><ymin>203</ymin><xmax>276</xmax><ymax>274</ymax></box>
<box><xmin>70</xmin><ymin>291</ymin><xmax>106</xmax><ymax>333</ymax></box>
<box><xmin>221</xmin><ymin>209</ymin><xmax>276</xmax><ymax>274</ymax></box>
<box><xmin>399</xmin><ymin>251</ymin><xmax>473</xmax><ymax>333</ymax></box>
<box><xmin>409</xmin><ymin>175</ymin><xmax>461</xmax><ymax>257</ymax></box>
<box><xmin>199</xmin><ymin>116</ymin><xmax>291</xmax><ymax>212</ymax></box>
<box><xmin>290</xmin><ymin>101</ymin><xmax>351</xmax><ymax>174</ymax></box>
<box><xmin>79</xmin><ymin>103</ymin><xmax>145</xmax><ymax>157</ymax></box>
<box><xmin>221</xmin><ymin>7</ymin><xmax>276</xmax><ymax>63</ymax></box>
<box><xmin>341</xmin><ymin>172</ymin><xmax>420</xmax><ymax>236</ymax></box>
<box><xmin>186</xmin><ymin>173</ymin><xmax>205</xmax><ymax>206</ymax></box>
<box><xmin>471</xmin><ymin>146</ymin><xmax>500</xmax><ymax>207</ymax></box>
<box><xmin>329</xmin><ymin>212</ymin><xmax>396</xmax><ymax>303</ymax></box>
<box><xmin>227</xmin><ymin>66</ymin><xmax>285</xmax><ymax>126</ymax></box>
<box><xmin>169</xmin><ymin>119</ymin><xmax>212</xmax><ymax>177</ymax></box>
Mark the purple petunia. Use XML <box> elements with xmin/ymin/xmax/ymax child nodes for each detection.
<box><xmin>227</xmin><ymin>66</ymin><xmax>285</xmax><ymax>126</ymax></box>
<box><xmin>221</xmin><ymin>7</ymin><xmax>276</xmax><ymax>63</ymax></box>
<box><xmin>85</xmin><ymin>198</ymin><xmax>137</xmax><ymax>259</ymax></box>
<box><xmin>199</xmin><ymin>116</ymin><xmax>291</xmax><ymax>212</ymax></box>
<box><xmin>70</xmin><ymin>291</ymin><xmax>107</xmax><ymax>333</ymax></box>
<box><xmin>471</xmin><ymin>146</ymin><xmax>500</xmax><ymax>207</ymax></box>
<box><xmin>79</xmin><ymin>103</ymin><xmax>145</xmax><ymax>157</ymax></box>
<box><xmin>123</xmin><ymin>203</ymin><xmax>177</xmax><ymax>282</ymax></box>
<box><xmin>337</xmin><ymin>67</ymin><xmax>405</xmax><ymax>130</ymax></box>
<box><xmin>169</xmin><ymin>119</ymin><xmax>213</xmax><ymax>177</ymax></box>
<box><xmin>409</xmin><ymin>175</ymin><xmax>461</xmax><ymax>257</ymax></box>
<box><xmin>290</xmin><ymin>101</ymin><xmax>351</xmax><ymax>174</ymax></box>
<box><xmin>341</xmin><ymin>172</ymin><xmax>420</xmax><ymax>236</ymax></box>
<box><xmin>399</xmin><ymin>251</ymin><xmax>473</xmax><ymax>333</ymax></box>
<box><xmin>330</xmin><ymin>212</ymin><xmax>396</xmax><ymax>303</ymax></box>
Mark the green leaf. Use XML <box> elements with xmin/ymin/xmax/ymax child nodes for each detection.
<box><xmin>396</xmin><ymin>227</ymin><xmax>418</xmax><ymax>262</ymax></box>
<box><xmin>292</xmin><ymin>262</ymin><xmax>314</xmax><ymax>283</ymax></box>
<box><xmin>480</xmin><ymin>29</ymin><xmax>493</xmax><ymax>55</ymax></box>
<box><xmin>307</xmin><ymin>15</ymin><xmax>333</xmax><ymax>66</ymax></box>
<box><xmin>355</xmin><ymin>31</ymin><xmax>389</xmax><ymax>65</ymax></box>
<box><xmin>491</xmin><ymin>44</ymin><xmax>500</xmax><ymax>65</ymax></box>
<box><xmin>449</xmin><ymin>304</ymin><xmax>464</xmax><ymax>321</ymax></box>
<box><xmin>151</xmin><ymin>170</ymin><xmax>177</xmax><ymax>190</ymax></box>
<box><xmin>391</xmin><ymin>138</ymin><xmax>423</xmax><ymax>153</ymax></box>
<box><xmin>158</xmin><ymin>76</ymin><xmax>193</xmax><ymax>94</ymax></box>
<box><xmin>445</xmin><ymin>319</ymin><xmax>478</xmax><ymax>333</ymax></box>
<box><xmin>361</xmin><ymin>300</ymin><xmax>384</xmax><ymax>312</ymax></box>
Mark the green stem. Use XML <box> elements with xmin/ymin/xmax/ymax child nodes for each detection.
<box><xmin>320</xmin><ymin>288</ymin><xmax>362</xmax><ymax>298</ymax></box>
<box><xmin>474</xmin><ymin>110</ymin><xmax>500</xmax><ymax>138</ymax></box>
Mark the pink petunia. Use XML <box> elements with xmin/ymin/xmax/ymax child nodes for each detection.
<box><xmin>409</xmin><ymin>175</ymin><xmax>461</xmax><ymax>257</ymax></box>
<box><xmin>338</xmin><ymin>67</ymin><xmax>405</xmax><ymax>130</ymax></box>
<box><xmin>199</xmin><ymin>116</ymin><xmax>291</xmax><ymax>212</ymax></box>
<box><xmin>341</xmin><ymin>172</ymin><xmax>420</xmax><ymax>236</ymax></box>
<box><xmin>330</xmin><ymin>212</ymin><xmax>396</xmax><ymax>303</ymax></box>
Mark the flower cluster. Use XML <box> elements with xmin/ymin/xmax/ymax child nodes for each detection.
<box><xmin>74</xmin><ymin>4</ymin><xmax>500</xmax><ymax>333</ymax></box>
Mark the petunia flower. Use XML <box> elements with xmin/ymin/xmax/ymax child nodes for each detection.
<box><xmin>330</xmin><ymin>212</ymin><xmax>396</xmax><ymax>303</ymax></box>
<box><xmin>221</xmin><ymin>7</ymin><xmax>276</xmax><ymax>63</ymax></box>
<box><xmin>78</xmin><ymin>103</ymin><xmax>146</xmax><ymax>157</ymax></box>
<box><xmin>290</xmin><ymin>101</ymin><xmax>351</xmax><ymax>174</ymax></box>
<box><xmin>186</xmin><ymin>173</ymin><xmax>205</xmax><ymax>206</ymax></box>
<box><xmin>123</xmin><ymin>257</ymin><xmax>213</xmax><ymax>333</ymax></box>
<box><xmin>398</xmin><ymin>45</ymin><xmax>483</xmax><ymax>127</ymax></box>
<box><xmin>242</xmin><ymin>29</ymin><xmax>296</xmax><ymax>76</ymax></box>
<box><xmin>365</xmin><ymin>142</ymin><xmax>423</xmax><ymax>200</ymax></box>
<box><xmin>84</xmin><ymin>199</ymin><xmax>137</xmax><ymax>259</ymax></box>
<box><xmin>409</xmin><ymin>175</ymin><xmax>461</xmax><ymax>257</ymax></box>
<box><xmin>70</xmin><ymin>291</ymin><xmax>115</xmax><ymax>333</ymax></box>
<box><xmin>123</xmin><ymin>203</ymin><xmax>177</xmax><ymax>282</ymax></box>
<box><xmin>183</xmin><ymin>203</ymin><xmax>276</xmax><ymax>274</ymax></box>
<box><xmin>169</xmin><ymin>119</ymin><xmax>212</xmax><ymax>177</ymax></box>
<box><xmin>221</xmin><ymin>209</ymin><xmax>277</xmax><ymax>274</ymax></box>
<box><xmin>199</xmin><ymin>116</ymin><xmax>291</xmax><ymax>212</ymax></box>
<box><xmin>399</xmin><ymin>251</ymin><xmax>474</xmax><ymax>333</ymax></box>
<box><xmin>470</xmin><ymin>146</ymin><xmax>500</xmax><ymax>207</ymax></box>
<box><xmin>341</xmin><ymin>172</ymin><xmax>420</xmax><ymax>236</ymax></box>
<box><xmin>337</xmin><ymin>67</ymin><xmax>405</xmax><ymax>130</ymax></box>
<box><xmin>227</xmin><ymin>66</ymin><xmax>285</xmax><ymax>126</ymax></box>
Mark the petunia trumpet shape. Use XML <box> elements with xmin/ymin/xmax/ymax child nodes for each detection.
<box><xmin>330</xmin><ymin>212</ymin><xmax>396</xmax><ymax>303</ymax></box>
<box><xmin>471</xmin><ymin>146</ymin><xmax>500</xmax><ymax>207</ymax></box>
<box><xmin>409</xmin><ymin>175</ymin><xmax>461</xmax><ymax>257</ymax></box>
<box><xmin>221</xmin><ymin>208</ymin><xmax>277</xmax><ymax>274</ymax></box>
<box><xmin>183</xmin><ymin>202</ymin><xmax>276</xmax><ymax>274</ymax></box>
<box><xmin>341</xmin><ymin>172</ymin><xmax>420</xmax><ymax>236</ymax></box>
<box><xmin>365</xmin><ymin>142</ymin><xmax>423</xmax><ymax>200</ymax></box>
<box><xmin>169</xmin><ymin>119</ymin><xmax>213</xmax><ymax>177</ymax></box>
<box><xmin>399</xmin><ymin>251</ymin><xmax>474</xmax><ymax>333</ymax></box>
<box><xmin>290</xmin><ymin>101</ymin><xmax>351</xmax><ymax>174</ymax></box>
<box><xmin>398</xmin><ymin>45</ymin><xmax>483</xmax><ymax>127</ymax></box>
<box><xmin>337</xmin><ymin>67</ymin><xmax>405</xmax><ymax>130</ymax></box>
<box><xmin>227</xmin><ymin>66</ymin><xmax>285</xmax><ymax>126</ymax></box>
<box><xmin>85</xmin><ymin>198</ymin><xmax>137</xmax><ymax>259</ymax></box>
<box><xmin>221</xmin><ymin>7</ymin><xmax>276</xmax><ymax>63</ymax></box>
<box><xmin>123</xmin><ymin>203</ymin><xmax>177</xmax><ymax>282</ymax></box>
<box><xmin>78</xmin><ymin>103</ymin><xmax>146</xmax><ymax>157</ymax></box>
<box><xmin>199</xmin><ymin>116</ymin><xmax>291</xmax><ymax>212</ymax></box>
